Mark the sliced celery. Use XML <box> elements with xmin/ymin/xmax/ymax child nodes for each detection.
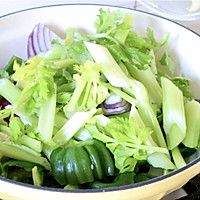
<box><xmin>0</xmin><ymin>78</ymin><xmax>21</xmax><ymax>103</ymax></box>
<box><xmin>37</xmin><ymin>85</ymin><xmax>57</xmax><ymax>142</ymax></box>
<box><xmin>114</xmin><ymin>12</ymin><xmax>134</xmax><ymax>44</ymax></box>
<box><xmin>147</xmin><ymin>152</ymin><xmax>175</xmax><ymax>170</ymax></box>
<box><xmin>129</xmin><ymin>79</ymin><xmax>167</xmax><ymax>148</ymax></box>
<box><xmin>126</xmin><ymin>63</ymin><xmax>162</xmax><ymax>107</ymax></box>
<box><xmin>74</xmin><ymin>128</ymin><xmax>93</xmax><ymax>141</ymax></box>
<box><xmin>0</xmin><ymin>141</ymin><xmax>50</xmax><ymax>170</ymax></box>
<box><xmin>42</xmin><ymin>144</ymin><xmax>55</xmax><ymax>160</ymax></box>
<box><xmin>84</xmin><ymin>41</ymin><xmax>130</xmax><ymax>87</ymax></box>
<box><xmin>161</xmin><ymin>77</ymin><xmax>186</xmax><ymax>150</ymax></box>
<box><xmin>64</xmin><ymin>78</ymin><xmax>87</xmax><ymax>112</ymax></box>
<box><xmin>182</xmin><ymin>100</ymin><xmax>200</xmax><ymax>148</ymax></box>
<box><xmin>20</xmin><ymin>135</ymin><xmax>43</xmax><ymax>153</ymax></box>
<box><xmin>53</xmin><ymin>108</ymin><xmax>97</xmax><ymax>145</ymax></box>
<box><xmin>0</xmin><ymin>78</ymin><xmax>37</xmax><ymax>125</ymax></box>
<box><xmin>32</xmin><ymin>166</ymin><xmax>43</xmax><ymax>186</ymax></box>
<box><xmin>130</xmin><ymin>105</ymin><xmax>175</xmax><ymax>170</ymax></box>
<box><xmin>171</xmin><ymin>147</ymin><xmax>186</xmax><ymax>169</ymax></box>
<box><xmin>54</xmin><ymin>112</ymin><xmax>68</xmax><ymax>129</ymax></box>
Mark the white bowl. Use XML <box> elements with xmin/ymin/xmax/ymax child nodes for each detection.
<box><xmin>0</xmin><ymin>4</ymin><xmax>200</xmax><ymax>200</ymax></box>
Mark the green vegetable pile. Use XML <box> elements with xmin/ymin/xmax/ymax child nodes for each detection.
<box><xmin>0</xmin><ymin>8</ymin><xmax>199</xmax><ymax>189</ymax></box>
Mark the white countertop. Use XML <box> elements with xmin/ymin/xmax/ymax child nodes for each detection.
<box><xmin>0</xmin><ymin>1</ymin><xmax>199</xmax><ymax>200</ymax></box>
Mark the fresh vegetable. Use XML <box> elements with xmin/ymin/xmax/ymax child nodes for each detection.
<box><xmin>4</xmin><ymin>56</ymin><xmax>23</xmax><ymax>76</ymax></box>
<box><xmin>134</xmin><ymin>173</ymin><xmax>157</xmax><ymax>183</ymax></box>
<box><xmin>90</xmin><ymin>172</ymin><xmax>134</xmax><ymax>189</ymax></box>
<box><xmin>161</xmin><ymin>77</ymin><xmax>186</xmax><ymax>150</ymax></box>
<box><xmin>0</xmin><ymin>8</ymin><xmax>199</xmax><ymax>190</ymax></box>
<box><xmin>27</xmin><ymin>23</ymin><xmax>63</xmax><ymax>58</ymax></box>
<box><xmin>50</xmin><ymin>140</ymin><xmax>115</xmax><ymax>185</ymax></box>
<box><xmin>101</xmin><ymin>93</ymin><xmax>131</xmax><ymax>115</ymax></box>
<box><xmin>86</xmin><ymin>115</ymin><xmax>174</xmax><ymax>173</ymax></box>
<box><xmin>182</xmin><ymin>100</ymin><xmax>200</xmax><ymax>148</ymax></box>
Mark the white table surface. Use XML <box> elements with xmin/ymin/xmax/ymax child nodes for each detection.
<box><xmin>0</xmin><ymin>1</ymin><xmax>199</xmax><ymax>200</ymax></box>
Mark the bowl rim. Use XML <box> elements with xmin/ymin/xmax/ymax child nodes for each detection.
<box><xmin>0</xmin><ymin>3</ymin><xmax>200</xmax><ymax>194</ymax></box>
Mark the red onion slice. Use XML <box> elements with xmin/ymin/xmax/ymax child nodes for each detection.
<box><xmin>103</xmin><ymin>99</ymin><xmax>127</xmax><ymax>109</ymax></box>
<box><xmin>0</xmin><ymin>98</ymin><xmax>18</xmax><ymax>122</ymax></box>
<box><xmin>195</xmin><ymin>99</ymin><xmax>200</xmax><ymax>103</ymax></box>
<box><xmin>102</xmin><ymin>101</ymin><xmax>131</xmax><ymax>115</ymax></box>
<box><xmin>27</xmin><ymin>23</ymin><xmax>63</xmax><ymax>58</ymax></box>
<box><xmin>27</xmin><ymin>35</ymin><xmax>36</xmax><ymax>58</ymax></box>
<box><xmin>37</xmin><ymin>23</ymin><xmax>48</xmax><ymax>52</ymax></box>
<box><xmin>44</xmin><ymin>26</ymin><xmax>53</xmax><ymax>50</ymax></box>
<box><xmin>32</xmin><ymin>24</ymin><xmax>41</xmax><ymax>54</ymax></box>
<box><xmin>101</xmin><ymin>94</ymin><xmax>131</xmax><ymax>115</ymax></box>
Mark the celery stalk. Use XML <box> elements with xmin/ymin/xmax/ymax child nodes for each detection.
<box><xmin>0</xmin><ymin>141</ymin><xmax>50</xmax><ymax>169</ymax></box>
<box><xmin>64</xmin><ymin>79</ymin><xmax>87</xmax><ymax>112</ymax></box>
<box><xmin>0</xmin><ymin>78</ymin><xmax>37</xmax><ymax>125</ymax></box>
<box><xmin>54</xmin><ymin>113</ymin><xmax>68</xmax><ymax>129</ymax></box>
<box><xmin>37</xmin><ymin>85</ymin><xmax>57</xmax><ymax>142</ymax></box>
<box><xmin>101</xmin><ymin>82</ymin><xmax>137</xmax><ymax>106</ymax></box>
<box><xmin>84</xmin><ymin>41</ymin><xmax>130</xmax><ymax>87</ymax></box>
<box><xmin>114</xmin><ymin>12</ymin><xmax>134</xmax><ymax>43</ymax></box>
<box><xmin>149</xmin><ymin>49</ymin><xmax>158</xmax><ymax>75</ymax></box>
<box><xmin>182</xmin><ymin>100</ymin><xmax>200</xmax><ymax>148</ymax></box>
<box><xmin>126</xmin><ymin>63</ymin><xmax>162</xmax><ymax>107</ymax></box>
<box><xmin>32</xmin><ymin>166</ymin><xmax>43</xmax><ymax>186</ymax></box>
<box><xmin>147</xmin><ymin>152</ymin><xmax>175</xmax><ymax>170</ymax></box>
<box><xmin>161</xmin><ymin>77</ymin><xmax>186</xmax><ymax>150</ymax></box>
<box><xmin>43</xmin><ymin>144</ymin><xmax>54</xmax><ymax>160</ymax></box>
<box><xmin>171</xmin><ymin>147</ymin><xmax>186</xmax><ymax>169</ymax></box>
<box><xmin>53</xmin><ymin>108</ymin><xmax>97</xmax><ymax>145</ymax></box>
<box><xmin>0</xmin><ymin>78</ymin><xmax>21</xmax><ymax>103</ymax></box>
<box><xmin>130</xmin><ymin>105</ymin><xmax>175</xmax><ymax>170</ymax></box>
<box><xmin>129</xmin><ymin>79</ymin><xmax>167</xmax><ymax>148</ymax></box>
<box><xmin>74</xmin><ymin>128</ymin><xmax>93</xmax><ymax>141</ymax></box>
<box><xmin>20</xmin><ymin>135</ymin><xmax>43</xmax><ymax>153</ymax></box>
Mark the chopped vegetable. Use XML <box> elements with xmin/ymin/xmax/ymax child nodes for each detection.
<box><xmin>27</xmin><ymin>23</ymin><xmax>63</xmax><ymax>58</ymax></box>
<box><xmin>161</xmin><ymin>77</ymin><xmax>186</xmax><ymax>150</ymax></box>
<box><xmin>90</xmin><ymin>172</ymin><xmax>134</xmax><ymax>189</ymax></box>
<box><xmin>101</xmin><ymin>93</ymin><xmax>131</xmax><ymax>115</ymax></box>
<box><xmin>0</xmin><ymin>8</ymin><xmax>199</xmax><ymax>190</ymax></box>
<box><xmin>50</xmin><ymin>140</ymin><xmax>115</xmax><ymax>185</ymax></box>
<box><xmin>182</xmin><ymin>100</ymin><xmax>200</xmax><ymax>148</ymax></box>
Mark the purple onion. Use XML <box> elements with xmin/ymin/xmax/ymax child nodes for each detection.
<box><xmin>103</xmin><ymin>99</ymin><xmax>127</xmax><ymax>109</ymax></box>
<box><xmin>0</xmin><ymin>98</ymin><xmax>18</xmax><ymax>122</ymax></box>
<box><xmin>195</xmin><ymin>99</ymin><xmax>200</xmax><ymax>103</ymax></box>
<box><xmin>102</xmin><ymin>94</ymin><xmax>131</xmax><ymax>115</ymax></box>
<box><xmin>0</xmin><ymin>98</ymin><xmax>11</xmax><ymax>109</ymax></box>
<box><xmin>0</xmin><ymin>98</ymin><xmax>11</xmax><ymax>122</ymax></box>
<box><xmin>27</xmin><ymin>23</ymin><xmax>63</xmax><ymax>58</ymax></box>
